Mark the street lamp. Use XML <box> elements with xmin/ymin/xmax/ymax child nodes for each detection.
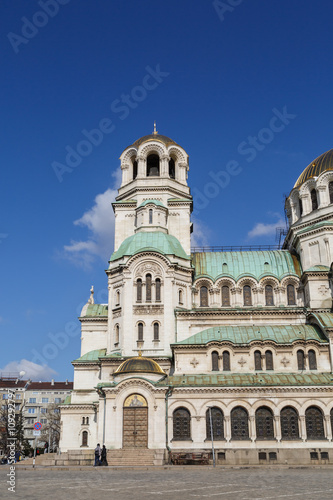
<box><xmin>207</xmin><ymin>406</ymin><xmax>216</xmax><ymax>467</ymax></box>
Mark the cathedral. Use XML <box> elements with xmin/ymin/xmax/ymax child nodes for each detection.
<box><xmin>59</xmin><ymin>129</ymin><xmax>333</xmax><ymax>465</ymax></box>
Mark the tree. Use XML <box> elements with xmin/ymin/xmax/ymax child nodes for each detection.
<box><xmin>41</xmin><ymin>403</ymin><xmax>61</xmax><ymax>452</ymax></box>
<box><xmin>0</xmin><ymin>401</ymin><xmax>25</xmax><ymax>453</ymax></box>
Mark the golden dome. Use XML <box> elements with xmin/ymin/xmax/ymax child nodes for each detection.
<box><xmin>129</xmin><ymin>133</ymin><xmax>179</xmax><ymax>149</ymax></box>
<box><xmin>294</xmin><ymin>149</ymin><xmax>333</xmax><ymax>188</ymax></box>
<box><xmin>115</xmin><ymin>356</ymin><xmax>165</xmax><ymax>375</ymax></box>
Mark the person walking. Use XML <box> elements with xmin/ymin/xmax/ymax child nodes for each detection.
<box><xmin>94</xmin><ymin>443</ymin><xmax>101</xmax><ymax>466</ymax></box>
<box><xmin>101</xmin><ymin>445</ymin><xmax>108</xmax><ymax>466</ymax></box>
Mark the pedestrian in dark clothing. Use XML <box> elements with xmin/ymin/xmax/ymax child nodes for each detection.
<box><xmin>101</xmin><ymin>445</ymin><xmax>108</xmax><ymax>466</ymax></box>
<box><xmin>94</xmin><ymin>443</ymin><xmax>101</xmax><ymax>466</ymax></box>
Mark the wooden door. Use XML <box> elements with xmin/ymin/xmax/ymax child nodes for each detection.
<box><xmin>123</xmin><ymin>407</ymin><xmax>148</xmax><ymax>448</ymax></box>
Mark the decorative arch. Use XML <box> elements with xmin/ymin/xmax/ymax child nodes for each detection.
<box><xmin>167</xmin><ymin>145</ymin><xmax>188</xmax><ymax>164</ymax></box>
<box><xmin>305</xmin><ymin>406</ymin><xmax>325</xmax><ymax>439</ymax></box>
<box><xmin>139</xmin><ymin>142</ymin><xmax>166</xmax><ymax>159</ymax></box>
<box><xmin>255</xmin><ymin>406</ymin><xmax>274</xmax><ymax>440</ymax></box>
<box><xmin>206</xmin><ymin>407</ymin><xmax>224</xmax><ymax>440</ymax></box>
<box><xmin>280</xmin><ymin>406</ymin><xmax>300</xmax><ymax>440</ymax></box>
<box><xmin>173</xmin><ymin>407</ymin><xmax>191</xmax><ymax>441</ymax></box>
<box><xmin>230</xmin><ymin>406</ymin><xmax>249</xmax><ymax>440</ymax></box>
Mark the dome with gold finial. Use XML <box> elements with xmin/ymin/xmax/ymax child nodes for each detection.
<box><xmin>115</xmin><ymin>355</ymin><xmax>165</xmax><ymax>375</ymax></box>
<box><xmin>294</xmin><ymin>149</ymin><xmax>333</xmax><ymax>188</ymax></box>
<box><xmin>127</xmin><ymin>121</ymin><xmax>179</xmax><ymax>149</ymax></box>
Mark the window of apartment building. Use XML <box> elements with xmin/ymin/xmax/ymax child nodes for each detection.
<box><xmin>15</xmin><ymin>404</ymin><xmax>21</xmax><ymax>410</ymax></box>
<box><xmin>41</xmin><ymin>408</ymin><xmax>47</xmax><ymax>414</ymax></box>
<box><xmin>42</xmin><ymin>398</ymin><xmax>49</xmax><ymax>403</ymax></box>
<box><xmin>29</xmin><ymin>398</ymin><xmax>36</xmax><ymax>403</ymax></box>
<box><xmin>2</xmin><ymin>394</ymin><xmax>8</xmax><ymax>400</ymax></box>
<box><xmin>41</xmin><ymin>419</ymin><xmax>47</xmax><ymax>424</ymax></box>
<box><xmin>54</xmin><ymin>398</ymin><xmax>61</xmax><ymax>403</ymax></box>
<box><xmin>28</xmin><ymin>408</ymin><xmax>35</xmax><ymax>414</ymax></box>
<box><xmin>26</xmin><ymin>418</ymin><xmax>35</xmax><ymax>424</ymax></box>
<box><xmin>15</xmin><ymin>394</ymin><xmax>21</xmax><ymax>400</ymax></box>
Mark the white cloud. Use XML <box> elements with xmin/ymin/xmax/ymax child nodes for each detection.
<box><xmin>248</xmin><ymin>216</ymin><xmax>285</xmax><ymax>239</ymax></box>
<box><xmin>0</xmin><ymin>359</ymin><xmax>58</xmax><ymax>381</ymax></box>
<box><xmin>191</xmin><ymin>218</ymin><xmax>211</xmax><ymax>248</ymax></box>
<box><xmin>62</xmin><ymin>170</ymin><xmax>120</xmax><ymax>269</ymax></box>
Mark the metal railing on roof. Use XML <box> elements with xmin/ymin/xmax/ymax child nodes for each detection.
<box><xmin>191</xmin><ymin>245</ymin><xmax>282</xmax><ymax>253</ymax></box>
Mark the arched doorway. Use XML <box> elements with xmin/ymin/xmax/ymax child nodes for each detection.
<box><xmin>123</xmin><ymin>394</ymin><xmax>148</xmax><ymax>448</ymax></box>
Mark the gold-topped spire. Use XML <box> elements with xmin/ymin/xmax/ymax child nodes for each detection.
<box><xmin>153</xmin><ymin>121</ymin><xmax>158</xmax><ymax>135</ymax></box>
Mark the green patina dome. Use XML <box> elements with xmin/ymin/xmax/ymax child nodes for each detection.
<box><xmin>294</xmin><ymin>149</ymin><xmax>333</xmax><ymax>188</ymax></box>
<box><xmin>109</xmin><ymin>231</ymin><xmax>190</xmax><ymax>262</ymax></box>
<box><xmin>115</xmin><ymin>356</ymin><xmax>165</xmax><ymax>374</ymax></box>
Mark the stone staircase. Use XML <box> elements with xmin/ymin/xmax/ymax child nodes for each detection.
<box><xmin>19</xmin><ymin>448</ymin><xmax>165</xmax><ymax>467</ymax></box>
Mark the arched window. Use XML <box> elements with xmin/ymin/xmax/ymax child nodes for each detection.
<box><xmin>281</xmin><ymin>406</ymin><xmax>299</xmax><ymax>440</ymax></box>
<box><xmin>82</xmin><ymin>417</ymin><xmax>85</xmax><ymax>425</ymax></box>
<box><xmin>200</xmin><ymin>286</ymin><xmax>208</xmax><ymax>307</ymax></box>
<box><xmin>265</xmin><ymin>285</ymin><xmax>274</xmax><ymax>306</ymax></box>
<box><xmin>299</xmin><ymin>198</ymin><xmax>303</xmax><ymax>216</ymax></box>
<box><xmin>243</xmin><ymin>285</ymin><xmax>252</xmax><ymax>306</ymax></box>
<box><xmin>297</xmin><ymin>350</ymin><xmax>305</xmax><ymax>370</ymax></box>
<box><xmin>255</xmin><ymin>407</ymin><xmax>274</xmax><ymax>440</ymax></box>
<box><xmin>146</xmin><ymin>274</ymin><xmax>152</xmax><ymax>302</ymax></box>
<box><xmin>115</xmin><ymin>324</ymin><xmax>119</xmax><ymax>344</ymax></box>
<box><xmin>211</xmin><ymin>351</ymin><xmax>219</xmax><ymax>371</ymax></box>
<box><xmin>287</xmin><ymin>284</ymin><xmax>296</xmax><ymax>305</ymax></box>
<box><xmin>305</xmin><ymin>406</ymin><xmax>325</xmax><ymax>440</ymax></box>
<box><xmin>311</xmin><ymin>189</ymin><xmax>318</xmax><ymax>211</ymax></box>
<box><xmin>149</xmin><ymin>209</ymin><xmax>153</xmax><ymax>224</ymax></box>
<box><xmin>133</xmin><ymin>160</ymin><xmax>138</xmax><ymax>180</ymax></box>
<box><xmin>115</xmin><ymin>290</ymin><xmax>120</xmax><ymax>306</ymax></box>
<box><xmin>169</xmin><ymin>158</ymin><xmax>175</xmax><ymax>179</ymax></box>
<box><xmin>222</xmin><ymin>286</ymin><xmax>230</xmax><ymax>307</ymax></box>
<box><xmin>137</xmin><ymin>279</ymin><xmax>142</xmax><ymax>302</ymax></box>
<box><xmin>206</xmin><ymin>407</ymin><xmax>224</xmax><ymax>440</ymax></box>
<box><xmin>153</xmin><ymin>322</ymin><xmax>159</xmax><ymax>341</ymax></box>
<box><xmin>155</xmin><ymin>278</ymin><xmax>161</xmax><ymax>301</ymax></box>
<box><xmin>254</xmin><ymin>350</ymin><xmax>262</xmax><ymax>371</ymax></box>
<box><xmin>308</xmin><ymin>350</ymin><xmax>317</xmax><ymax>370</ymax></box>
<box><xmin>86</xmin><ymin>417</ymin><xmax>89</xmax><ymax>425</ymax></box>
<box><xmin>329</xmin><ymin>182</ymin><xmax>333</xmax><ymax>204</ymax></box>
<box><xmin>178</xmin><ymin>289</ymin><xmax>183</xmax><ymax>305</ymax></box>
<box><xmin>138</xmin><ymin>322</ymin><xmax>144</xmax><ymax>341</ymax></box>
<box><xmin>265</xmin><ymin>350</ymin><xmax>273</xmax><ymax>371</ymax></box>
<box><xmin>82</xmin><ymin>430</ymin><xmax>88</xmax><ymax>447</ymax></box>
<box><xmin>147</xmin><ymin>154</ymin><xmax>160</xmax><ymax>176</ymax></box>
<box><xmin>222</xmin><ymin>351</ymin><xmax>230</xmax><ymax>371</ymax></box>
<box><xmin>231</xmin><ymin>407</ymin><xmax>249</xmax><ymax>440</ymax></box>
<box><xmin>173</xmin><ymin>408</ymin><xmax>191</xmax><ymax>440</ymax></box>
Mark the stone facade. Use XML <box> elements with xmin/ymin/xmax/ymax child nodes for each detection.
<box><xmin>60</xmin><ymin>135</ymin><xmax>333</xmax><ymax>464</ymax></box>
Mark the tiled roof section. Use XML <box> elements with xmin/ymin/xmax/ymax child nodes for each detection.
<box><xmin>309</xmin><ymin>312</ymin><xmax>333</xmax><ymax>329</ymax></box>
<box><xmin>0</xmin><ymin>380</ymin><xmax>27</xmax><ymax>389</ymax></box>
<box><xmin>173</xmin><ymin>324</ymin><xmax>328</xmax><ymax>346</ymax></box>
<box><xmin>138</xmin><ymin>199</ymin><xmax>166</xmax><ymax>208</ymax></box>
<box><xmin>72</xmin><ymin>349</ymin><xmax>107</xmax><ymax>363</ymax></box>
<box><xmin>27</xmin><ymin>382</ymin><xmax>73</xmax><ymax>390</ymax></box>
<box><xmin>84</xmin><ymin>304</ymin><xmax>108</xmax><ymax>317</ymax></box>
<box><xmin>294</xmin><ymin>149</ymin><xmax>333</xmax><ymax>188</ymax></box>
<box><xmin>110</xmin><ymin>232</ymin><xmax>190</xmax><ymax>262</ymax></box>
<box><xmin>191</xmin><ymin>250</ymin><xmax>301</xmax><ymax>282</ymax></box>
<box><xmin>164</xmin><ymin>372</ymin><xmax>333</xmax><ymax>388</ymax></box>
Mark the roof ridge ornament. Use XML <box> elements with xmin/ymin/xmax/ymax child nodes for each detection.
<box><xmin>153</xmin><ymin>121</ymin><xmax>158</xmax><ymax>135</ymax></box>
<box><xmin>87</xmin><ymin>285</ymin><xmax>94</xmax><ymax>305</ymax></box>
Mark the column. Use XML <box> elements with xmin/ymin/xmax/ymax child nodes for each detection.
<box><xmin>249</xmin><ymin>415</ymin><xmax>256</xmax><ymax>442</ymax></box>
<box><xmin>225</xmin><ymin>415</ymin><xmax>231</xmax><ymax>442</ymax></box>
<box><xmin>324</xmin><ymin>415</ymin><xmax>332</xmax><ymax>441</ymax></box>
<box><xmin>299</xmin><ymin>415</ymin><xmax>307</xmax><ymax>441</ymax></box>
<box><xmin>137</xmin><ymin>155</ymin><xmax>145</xmax><ymax>177</ymax></box>
<box><xmin>274</xmin><ymin>415</ymin><xmax>281</xmax><ymax>442</ymax></box>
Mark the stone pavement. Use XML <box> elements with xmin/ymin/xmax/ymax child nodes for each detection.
<box><xmin>1</xmin><ymin>466</ymin><xmax>333</xmax><ymax>499</ymax></box>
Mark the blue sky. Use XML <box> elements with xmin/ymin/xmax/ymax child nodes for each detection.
<box><xmin>1</xmin><ymin>0</ymin><xmax>333</xmax><ymax>381</ymax></box>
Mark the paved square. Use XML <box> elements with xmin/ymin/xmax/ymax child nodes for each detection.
<box><xmin>1</xmin><ymin>467</ymin><xmax>333</xmax><ymax>500</ymax></box>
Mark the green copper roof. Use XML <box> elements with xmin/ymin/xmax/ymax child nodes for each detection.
<box><xmin>83</xmin><ymin>304</ymin><xmax>108</xmax><ymax>317</ymax></box>
<box><xmin>309</xmin><ymin>312</ymin><xmax>333</xmax><ymax>329</ymax></box>
<box><xmin>191</xmin><ymin>251</ymin><xmax>301</xmax><ymax>282</ymax></box>
<box><xmin>297</xmin><ymin>221</ymin><xmax>333</xmax><ymax>235</ymax></box>
<box><xmin>173</xmin><ymin>324</ymin><xmax>328</xmax><ymax>346</ymax></box>
<box><xmin>110</xmin><ymin>232</ymin><xmax>190</xmax><ymax>262</ymax></box>
<box><xmin>138</xmin><ymin>199</ymin><xmax>166</xmax><ymax>208</ymax></box>
<box><xmin>304</xmin><ymin>265</ymin><xmax>330</xmax><ymax>272</ymax></box>
<box><xmin>165</xmin><ymin>372</ymin><xmax>333</xmax><ymax>388</ymax></box>
<box><xmin>72</xmin><ymin>349</ymin><xmax>107</xmax><ymax>363</ymax></box>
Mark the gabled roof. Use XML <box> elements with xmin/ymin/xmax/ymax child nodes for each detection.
<box><xmin>173</xmin><ymin>324</ymin><xmax>328</xmax><ymax>346</ymax></box>
<box><xmin>191</xmin><ymin>250</ymin><xmax>301</xmax><ymax>282</ymax></box>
